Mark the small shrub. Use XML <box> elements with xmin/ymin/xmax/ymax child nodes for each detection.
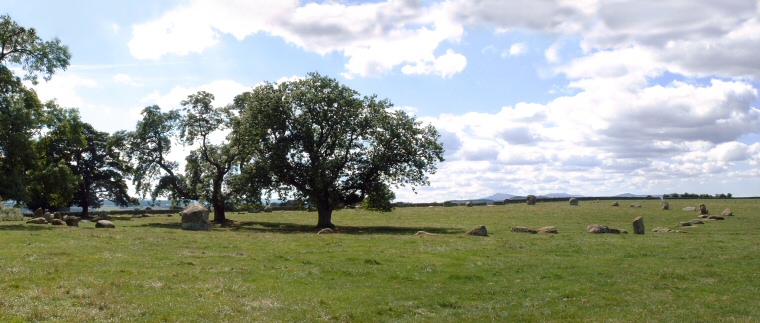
<box><xmin>0</xmin><ymin>206</ymin><xmax>24</xmax><ymax>221</ymax></box>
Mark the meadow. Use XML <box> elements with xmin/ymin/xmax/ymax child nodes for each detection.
<box><xmin>1</xmin><ymin>199</ymin><xmax>759</xmax><ymax>322</ymax></box>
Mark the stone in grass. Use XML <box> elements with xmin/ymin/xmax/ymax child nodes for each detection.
<box><xmin>95</xmin><ymin>220</ymin><xmax>115</xmax><ymax>228</ymax></box>
<box><xmin>26</xmin><ymin>217</ymin><xmax>47</xmax><ymax>224</ymax></box>
<box><xmin>651</xmin><ymin>227</ymin><xmax>686</xmax><ymax>233</ymax></box>
<box><xmin>465</xmin><ymin>225</ymin><xmax>488</xmax><ymax>236</ymax></box>
<box><xmin>526</xmin><ymin>195</ymin><xmax>537</xmax><ymax>205</ymax></box>
<box><xmin>537</xmin><ymin>226</ymin><xmax>558</xmax><ymax>234</ymax></box>
<box><xmin>569</xmin><ymin>198</ymin><xmax>579</xmax><ymax>206</ymax></box>
<box><xmin>511</xmin><ymin>226</ymin><xmax>537</xmax><ymax>234</ymax></box>
<box><xmin>707</xmin><ymin>215</ymin><xmax>725</xmax><ymax>220</ymax></box>
<box><xmin>180</xmin><ymin>204</ymin><xmax>212</xmax><ymax>231</ymax></box>
<box><xmin>721</xmin><ymin>208</ymin><xmax>733</xmax><ymax>216</ymax></box>
<box><xmin>677</xmin><ymin>222</ymin><xmax>692</xmax><ymax>227</ymax></box>
<box><xmin>630</xmin><ymin>203</ymin><xmax>641</xmax><ymax>208</ymax></box>
<box><xmin>660</xmin><ymin>201</ymin><xmax>670</xmax><ymax>210</ymax></box>
<box><xmin>34</xmin><ymin>207</ymin><xmax>44</xmax><ymax>218</ymax></box>
<box><xmin>587</xmin><ymin>224</ymin><xmax>627</xmax><ymax>234</ymax></box>
<box><xmin>610</xmin><ymin>202</ymin><xmax>620</xmax><ymax>206</ymax></box>
<box><xmin>699</xmin><ymin>204</ymin><xmax>709</xmax><ymax>215</ymax></box>
<box><xmin>50</xmin><ymin>219</ymin><xmax>65</xmax><ymax>226</ymax></box>
<box><xmin>65</xmin><ymin>217</ymin><xmax>80</xmax><ymax>227</ymax></box>
<box><xmin>632</xmin><ymin>216</ymin><xmax>645</xmax><ymax>234</ymax></box>
<box><xmin>317</xmin><ymin>228</ymin><xmax>335</xmax><ymax>234</ymax></box>
<box><xmin>698</xmin><ymin>214</ymin><xmax>709</xmax><ymax>219</ymax></box>
<box><xmin>688</xmin><ymin>219</ymin><xmax>704</xmax><ymax>225</ymax></box>
<box><xmin>414</xmin><ymin>231</ymin><xmax>435</xmax><ymax>236</ymax></box>
<box><xmin>682</xmin><ymin>206</ymin><xmax>697</xmax><ymax>212</ymax></box>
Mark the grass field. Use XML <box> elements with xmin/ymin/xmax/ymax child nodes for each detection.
<box><xmin>1</xmin><ymin>199</ymin><xmax>759</xmax><ymax>322</ymax></box>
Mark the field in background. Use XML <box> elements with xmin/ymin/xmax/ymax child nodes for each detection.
<box><xmin>1</xmin><ymin>199</ymin><xmax>758</xmax><ymax>322</ymax></box>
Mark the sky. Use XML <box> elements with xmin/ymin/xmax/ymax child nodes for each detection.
<box><xmin>4</xmin><ymin>0</ymin><xmax>760</xmax><ymax>202</ymax></box>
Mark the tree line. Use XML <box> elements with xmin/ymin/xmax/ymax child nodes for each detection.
<box><xmin>0</xmin><ymin>15</ymin><xmax>444</xmax><ymax>228</ymax></box>
<box><xmin>662</xmin><ymin>192</ymin><xmax>733</xmax><ymax>199</ymax></box>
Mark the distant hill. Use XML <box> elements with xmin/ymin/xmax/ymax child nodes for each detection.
<box><xmin>614</xmin><ymin>193</ymin><xmax>653</xmax><ymax>198</ymax></box>
<box><xmin>481</xmin><ymin>193</ymin><xmax>515</xmax><ymax>201</ymax></box>
<box><xmin>539</xmin><ymin>193</ymin><xmax>583</xmax><ymax>198</ymax></box>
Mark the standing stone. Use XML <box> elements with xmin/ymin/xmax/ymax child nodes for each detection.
<box><xmin>721</xmin><ymin>208</ymin><xmax>733</xmax><ymax>216</ymax></box>
<box><xmin>569</xmin><ymin>198</ymin><xmax>578</xmax><ymax>205</ymax></box>
<box><xmin>526</xmin><ymin>195</ymin><xmax>537</xmax><ymax>205</ymax></box>
<box><xmin>465</xmin><ymin>201</ymin><xmax>473</xmax><ymax>207</ymax></box>
<box><xmin>43</xmin><ymin>212</ymin><xmax>54</xmax><ymax>222</ymax></box>
<box><xmin>660</xmin><ymin>201</ymin><xmax>670</xmax><ymax>210</ymax></box>
<box><xmin>34</xmin><ymin>207</ymin><xmax>44</xmax><ymax>218</ymax></box>
<box><xmin>180</xmin><ymin>204</ymin><xmax>212</xmax><ymax>231</ymax></box>
<box><xmin>465</xmin><ymin>225</ymin><xmax>488</xmax><ymax>236</ymax></box>
<box><xmin>53</xmin><ymin>212</ymin><xmax>62</xmax><ymax>220</ymax></box>
<box><xmin>263</xmin><ymin>205</ymin><xmax>273</xmax><ymax>213</ymax></box>
<box><xmin>699</xmin><ymin>204</ymin><xmax>709</xmax><ymax>215</ymax></box>
<box><xmin>95</xmin><ymin>220</ymin><xmax>115</xmax><ymax>228</ymax></box>
<box><xmin>632</xmin><ymin>216</ymin><xmax>645</xmax><ymax>234</ymax></box>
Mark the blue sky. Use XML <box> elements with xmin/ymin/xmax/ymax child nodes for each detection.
<box><xmin>4</xmin><ymin>0</ymin><xmax>760</xmax><ymax>202</ymax></box>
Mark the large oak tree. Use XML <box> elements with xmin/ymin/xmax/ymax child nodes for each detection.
<box><xmin>233</xmin><ymin>73</ymin><xmax>444</xmax><ymax>228</ymax></box>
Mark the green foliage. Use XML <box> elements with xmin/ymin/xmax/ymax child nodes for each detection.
<box><xmin>31</xmin><ymin>105</ymin><xmax>135</xmax><ymax>215</ymax></box>
<box><xmin>360</xmin><ymin>183</ymin><xmax>396</xmax><ymax>212</ymax></box>
<box><xmin>124</xmin><ymin>106</ymin><xmax>192</xmax><ymax>203</ymax></box>
<box><xmin>233</xmin><ymin>72</ymin><xmax>444</xmax><ymax>228</ymax></box>
<box><xmin>0</xmin><ymin>14</ymin><xmax>71</xmax><ymax>84</ymax></box>
<box><xmin>0</xmin><ymin>66</ymin><xmax>44</xmax><ymax>201</ymax></box>
<box><xmin>0</xmin><ymin>205</ymin><xmax>23</xmax><ymax>221</ymax></box>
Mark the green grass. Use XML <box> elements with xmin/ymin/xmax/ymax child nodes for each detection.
<box><xmin>1</xmin><ymin>199</ymin><xmax>759</xmax><ymax>322</ymax></box>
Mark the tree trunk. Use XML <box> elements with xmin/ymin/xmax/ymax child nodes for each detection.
<box><xmin>211</xmin><ymin>175</ymin><xmax>226</xmax><ymax>223</ymax></box>
<box><xmin>82</xmin><ymin>203</ymin><xmax>89</xmax><ymax>218</ymax></box>
<box><xmin>316</xmin><ymin>200</ymin><xmax>335</xmax><ymax>229</ymax></box>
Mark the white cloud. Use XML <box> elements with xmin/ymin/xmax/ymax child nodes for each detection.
<box><xmin>28</xmin><ymin>74</ymin><xmax>98</xmax><ymax>108</ymax></box>
<box><xmin>508</xmin><ymin>43</ymin><xmax>527</xmax><ymax>56</ymax></box>
<box><xmin>139</xmin><ymin>80</ymin><xmax>249</xmax><ymax>111</ymax></box>
<box><xmin>113</xmin><ymin>73</ymin><xmax>141</xmax><ymax>86</ymax></box>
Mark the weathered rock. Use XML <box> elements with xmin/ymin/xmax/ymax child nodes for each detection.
<box><xmin>65</xmin><ymin>217</ymin><xmax>80</xmax><ymax>227</ymax></box>
<box><xmin>465</xmin><ymin>225</ymin><xmax>488</xmax><ymax>236</ymax></box>
<box><xmin>660</xmin><ymin>201</ymin><xmax>670</xmax><ymax>210</ymax></box>
<box><xmin>53</xmin><ymin>212</ymin><xmax>62</xmax><ymax>220</ymax></box>
<box><xmin>688</xmin><ymin>219</ymin><xmax>704</xmax><ymax>225</ymax></box>
<box><xmin>317</xmin><ymin>228</ymin><xmax>334</xmax><ymax>234</ymax></box>
<box><xmin>526</xmin><ymin>195</ymin><xmax>537</xmax><ymax>205</ymax></box>
<box><xmin>180</xmin><ymin>204</ymin><xmax>212</xmax><ymax>231</ymax></box>
<box><xmin>698</xmin><ymin>214</ymin><xmax>709</xmax><ymax>219</ymax></box>
<box><xmin>95</xmin><ymin>220</ymin><xmax>115</xmax><ymax>228</ymax></box>
<box><xmin>465</xmin><ymin>201</ymin><xmax>473</xmax><ymax>207</ymax></box>
<box><xmin>610</xmin><ymin>202</ymin><xmax>619</xmax><ymax>206</ymax></box>
<box><xmin>43</xmin><ymin>212</ymin><xmax>54</xmax><ymax>222</ymax></box>
<box><xmin>26</xmin><ymin>217</ymin><xmax>47</xmax><ymax>224</ymax></box>
<box><xmin>50</xmin><ymin>219</ymin><xmax>65</xmax><ymax>225</ymax></box>
<box><xmin>721</xmin><ymin>208</ymin><xmax>733</xmax><ymax>216</ymax></box>
<box><xmin>677</xmin><ymin>221</ymin><xmax>692</xmax><ymax>227</ymax></box>
<box><xmin>707</xmin><ymin>215</ymin><xmax>724</xmax><ymax>220</ymax></box>
<box><xmin>587</xmin><ymin>224</ymin><xmax>627</xmax><ymax>234</ymax></box>
<box><xmin>414</xmin><ymin>231</ymin><xmax>435</xmax><ymax>236</ymax></box>
<box><xmin>630</xmin><ymin>203</ymin><xmax>641</xmax><ymax>208</ymax></box>
<box><xmin>682</xmin><ymin>206</ymin><xmax>697</xmax><ymax>211</ymax></box>
<box><xmin>569</xmin><ymin>198</ymin><xmax>578</xmax><ymax>206</ymax></box>
<box><xmin>511</xmin><ymin>226</ymin><xmax>537</xmax><ymax>234</ymax></box>
<box><xmin>632</xmin><ymin>216</ymin><xmax>645</xmax><ymax>234</ymax></box>
<box><xmin>537</xmin><ymin>226</ymin><xmax>558</xmax><ymax>234</ymax></box>
<box><xmin>699</xmin><ymin>204</ymin><xmax>709</xmax><ymax>215</ymax></box>
<box><xmin>33</xmin><ymin>207</ymin><xmax>44</xmax><ymax>218</ymax></box>
<box><xmin>651</xmin><ymin>227</ymin><xmax>685</xmax><ymax>233</ymax></box>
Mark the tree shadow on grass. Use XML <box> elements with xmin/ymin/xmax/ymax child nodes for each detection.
<box><xmin>0</xmin><ymin>224</ymin><xmax>58</xmax><ymax>231</ymax></box>
<box><xmin>137</xmin><ymin>222</ymin><xmax>183</xmax><ymax>229</ymax></box>
<box><xmin>232</xmin><ymin>221</ymin><xmax>461</xmax><ymax>235</ymax></box>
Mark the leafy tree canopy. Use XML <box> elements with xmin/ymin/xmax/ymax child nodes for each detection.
<box><xmin>233</xmin><ymin>72</ymin><xmax>444</xmax><ymax>228</ymax></box>
<box><xmin>0</xmin><ymin>14</ymin><xmax>71</xmax><ymax>84</ymax></box>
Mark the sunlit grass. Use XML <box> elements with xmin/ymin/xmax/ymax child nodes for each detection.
<box><xmin>1</xmin><ymin>199</ymin><xmax>758</xmax><ymax>321</ymax></box>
